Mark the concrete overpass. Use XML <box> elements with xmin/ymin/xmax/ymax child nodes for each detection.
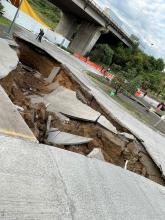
<box><xmin>49</xmin><ymin>0</ymin><xmax>134</xmax><ymax>55</ymax></box>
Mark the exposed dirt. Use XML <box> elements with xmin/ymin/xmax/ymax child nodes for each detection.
<box><xmin>1</xmin><ymin>38</ymin><xmax>164</xmax><ymax>186</ymax></box>
<box><xmin>17</xmin><ymin>40</ymin><xmax>57</xmax><ymax>77</ymax></box>
<box><xmin>0</xmin><ymin>64</ymin><xmax>51</xmax><ymax>142</ymax></box>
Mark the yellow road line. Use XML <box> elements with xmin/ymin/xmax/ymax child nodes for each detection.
<box><xmin>0</xmin><ymin>128</ymin><xmax>36</xmax><ymax>141</ymax></box>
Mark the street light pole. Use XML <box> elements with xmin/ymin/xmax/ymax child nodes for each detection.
<box><xmin>8</xmin><ymin>0</ymin><xmax>24</xmax><ymax>36</ymax></box>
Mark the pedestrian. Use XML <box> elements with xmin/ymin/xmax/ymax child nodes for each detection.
<box><xmin>36</xmin><ymin>29</ymin><xmax>44</xmax><ymax>42</ymax></box>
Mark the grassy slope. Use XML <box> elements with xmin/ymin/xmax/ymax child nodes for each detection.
<box><xmin>0</xmin><ymin>16</ymin><xmax>10</xmax><ymax>27</ymax></box>
<box><xmin>28</xmin><ymin>0</ymin><xmax>60</xmax><ymax>30</ymax></box>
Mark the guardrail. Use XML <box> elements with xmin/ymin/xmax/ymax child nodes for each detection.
<box><xmin>85</xmin><ymin>0</ymin><xmax>132</xmax><ymax>44</ymax></box>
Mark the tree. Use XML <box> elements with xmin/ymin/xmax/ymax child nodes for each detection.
<box><xmin>91</xmin><ymin>41</ymin><xmax>165</xmax><ymax>96</ymax></box>
<box><xmin>0</xmin><ymin>1</ymin><xmax>4</xmax><ymax>16</ymax></box>
<box><xmin>90</xmin><ymin>44</ymin><xmax>114</xmax><ymax>67</ymax></box>
<box><xmin>126</xmin><ymin>77</ymin><xmax>142</xmax><ymax>95</ymax></box>
<box><xmin>111</xmin><ymin>72</ymin><xmax>142</xmax><ymax>95</ymax></box>
<box><xmin>155</xmin><ymin>58</ymin><xmax>165</xmax><ymax>71</ymax></box>
<box><xmin>130</xmin><ymin>34</ymin><xmax>140</xmax><ymax>49</ymax></box>
<box><xmin>141</xmin><ymin>72</ymin><xmax>162</xmax><ymax>93</ymax></box>
<box><xmin>111</xmin><ymin>75</ymin><xmax>125</xmax><ymax>95</ymax></box>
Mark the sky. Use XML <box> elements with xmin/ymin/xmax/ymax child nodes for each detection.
<box><xmin>94</xmin><ymin>0</ymin><xmax>165</xmax><ymax>61</ymax></box>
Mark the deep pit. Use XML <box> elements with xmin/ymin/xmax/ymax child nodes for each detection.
<box><xmin>0</xmin><ymin>37</ymin><xmax>164</xmax><ymax>186</ymax></box>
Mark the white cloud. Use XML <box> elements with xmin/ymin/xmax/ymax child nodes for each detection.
<box><xmin>94</xmin><ymin>0</ymin><xmax>165</xmax><ymax>60</ymax></box>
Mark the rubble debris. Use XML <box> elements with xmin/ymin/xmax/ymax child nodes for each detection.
<box><xmin>100</xmin><ymin>129</ymin><xmax>126</xmax><ymax>167</ymax></box>
<box><xmin>0</xmin><ymin>38</ymin><xmax>19</xmax><ymax>79</ymax></box>
<box><xmin>31</xmin><ymin>86</ymin><xmax>101</xmax><ymax>122</ymax></box>
<box><xmin>45</xmin><ymin>66</ymin><xmax>61</xmax><ymax>83</ymax></box>
<box><xmin>44</xmin><ymin>81</ymin><xmax>59</xmax><ymax>92</ymax></box>
<box><xmin>97</xmin><ymin>115</ymin><xmax>118</xmax><ymax>134</ymax></box>
<box><xmin>46</xmin><ymin>115</ymin><xmax>52</xmax><ymax>135</ymax></box>
<box><xmin>119</xmin><ymin>132</ymin><xmax>135</xmax><ymax>140</ymax></box>
<box><xmin>54</xmin><ymin>112</ymin><xmax>70</xmax><ymax>124</ymax></box>
<box><xmin>48</xmin><ymin>128</ymin><xmax>93</xmax><ymax>145</ymax></box>
<box><xmin>124</xmin><ymin>160</ymin><xmax>129</xmax><ymax>170</ymax></box>
<box><xmin>87</xmin><ymin>148</ymin><xmax>105</xmax><ymax>161</ymax></box>
<box><xmin>15</xmin><ymin>104</ymin><xmax>24</xmax><ymax>112</ymax></box>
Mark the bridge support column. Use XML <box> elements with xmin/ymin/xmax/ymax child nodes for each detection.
<box><xmin>69</xmin><ymin>22</ymin><xmax>101</xmax><ymax>55</ymax></box>
<box><xmin>55</xmin><ymin>12</ymin><xmax>78</xmax><ymax>40</ymax></box>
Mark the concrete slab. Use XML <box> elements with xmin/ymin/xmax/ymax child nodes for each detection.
<box><xmin>0</xmin><ymin>38</ymin><xmax>18</xmax><ymax>49</ymax></box>
<box><xmin>119</xmin><ymin>132</ymin><xmax>135</xmax><ymax>140</ymax></box>
<box><xmin>0</xmin><ymin>135</ymin><xmax>165</xmax><ymax>219</ymax></box>
<box><xmin>45</xmin><ymin>81</ymin><xmax>59</xmax><ymax>92</ymax></box>
<box><xmin>87</xmin><ymin>148</ymin><xmax>105</xmax><ymax>161</ymax></box>
<box><xmin>48</xmin><ymin>129</ymin><xmax>92</xmax><ymax>145</ymax></box>
<box><xmin>6</xmin><ymin>39</ymin><xmax>19</xmax><ymax>49</ymax></box>
<box><xmin>97</xmin><ymin>115</ymin><xmax>118</xmax><ymax>134</ymax></box>
<box><xmin>45</xmin><ymin>67</ymin><xmax>61</xmax><ymax>83</ymax></box>
<box><xmin>0</xmin><ymin>86</ymin><xmax>37</xmax><ymax>142</ymax></box>
<box><xmin>0</xmin><ymin>38</ymin><xmax>18</xmax><ymax>78</ymax></box>
<box><xmin>31</xmin><ymin>86</ymin><xmax>101</xmax><ymax>122</ymax></box>
<box><xmin>54</xmin><ymin>112</ymin><xmax>70</xmax><ymax>123</ymax></box>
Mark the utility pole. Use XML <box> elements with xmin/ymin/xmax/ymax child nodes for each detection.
<box><xmin>8</xmin><ymin>0</ymin><xmax>24</xmax><ymax>36</ymax></box>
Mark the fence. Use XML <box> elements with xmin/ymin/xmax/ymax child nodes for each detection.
<box><xmin>74</xmin><ymin>52</ymin><xmax>113</xmax><ymax>79</ymax></box>
<box><xmin>1</xmin><ymin>0</ymin><xmax>70</xmax><ymax>48</ymax></box>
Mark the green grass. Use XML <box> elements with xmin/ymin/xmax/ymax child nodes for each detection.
<box><xmin>87</xmin><ymin>73</ymin><xmax>165</xmax><ymax>132</ymax></box>
<box><xmin>28</xmin><ymin>0</ymin><xmax>60</xmax><ymax>30</ymax></box>
<box><xmin>112</xmin><ymin>95</ymin><xmax>151</xmax><ymax>123</ymax></box>
<box><xmin>0</xmin><ymin>16</ymin><xmax>11</xmax><ymax>27</ymax></box>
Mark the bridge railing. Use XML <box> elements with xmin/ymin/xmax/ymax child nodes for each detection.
<box><xmin>85</xmin><ymin>0</ymin><xmax>131</xmax><ymax>42</ymax></box>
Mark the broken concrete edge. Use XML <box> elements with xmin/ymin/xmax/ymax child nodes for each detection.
<box><xmin>61</xmin><ymin>65</ymin><xmax>131</xmax><ymax>135</ymax></box>
<box><xmin>0</xmin><ymin>86</ymin><xmax>37</xmax><ymax>142</ymax></box>
<box><xmin>87</xmin><ymin>148</ymin><xmax>105</xmax><ymax>161</ymax></box>
<box><xmin>45</xmin><ymin>66</ymin><xmax>61</xmax><ymax>83</ymax></box>
<box><xmin>59</xmin><ymin>112</ymin><xmax>100</xmax><ymax>122</ymax></box>
<box><xmin>14</xmin><ymin>35</ymin><xmax>93</xmax><ymax>103</ymax></box>
<box><xmin>119</xmin><ymin>132</ymin><xmax>135</xmax><ymax>140</ymax></box>
<box><xmin>15</xmin><ymin>34</ymin><xmax>56</xmax><ymax>63</ymax></box>
<box><xmin>59</xmin><ymin>66</ymin><xmax>165</xmax><ymax>177</ymax></box>
<box><xmin>0</xmin><ymin>38</ymin><xmax>18</xmax><ymax>49</ymax></box>
<box><xmin>96</xmin><ymin>115</ymin><xmax>118</xmax><ymax>134</ymax></box>
<box><xmin>48</xmin><ymin>128</ymin><xmax>93</xmax><ymax>145</ymax></box>
<box><xmin>93</xmin><ymin>96</ymin><xmax>165</xmax><ymax>178</ymax></box>
<box><xmin>93</xmin><ymin>96</ymin><xmax>143</xmax><ymax>141</ymax></box>
<box><xmin>143</xmin><ymin>146</ymin><xmax>165</xmax><ymax>179</ymax></box>
<box><xmin>0</xmin><ymin>38</ymin><xmax>19</xmax><ymax>78</ymax></box>
<box><xmin>61</xmin><ymin>64</ymin><xmax>93</xmax><ymax>96</ymax></box>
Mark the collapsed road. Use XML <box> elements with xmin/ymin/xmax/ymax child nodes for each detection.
<box><xmin>0</xmin><ymin>29</ymin><xmax>165</xmax><ymax>219</ymax></box>
<box><xmin>0</xmin><ymin>30</ymin><xmax>164</xmax><ymax>186</ymax></box>
<box><xmin>10</xmin><ymin>28</ymin><xmax>165</xmax><ymax>181</ymax></box>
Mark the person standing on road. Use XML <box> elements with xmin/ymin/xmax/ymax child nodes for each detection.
<box><xmin>36</xmin><ymin>29</ymin><xmax>44</xmax><ymax>42</ymax></box>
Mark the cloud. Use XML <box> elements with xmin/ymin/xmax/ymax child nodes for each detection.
<box><xmin>94</xmin><ymin>0</ymin><xmax>165</xmax><ymax>60</ymax></box>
